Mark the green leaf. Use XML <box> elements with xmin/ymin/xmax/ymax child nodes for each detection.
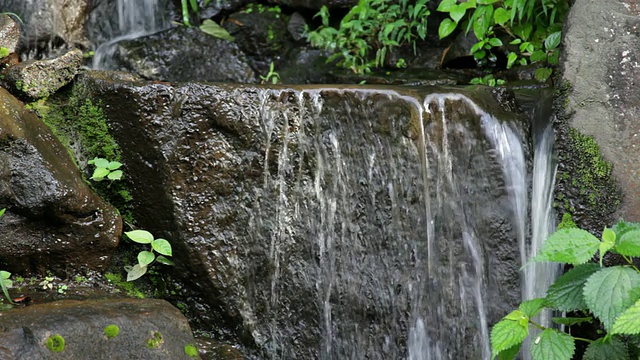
<box><xmin>534</xmin><ymin>67</ymin><xmax>553</xmax><ymax>82</ymax></box>
<box><xmin>152</xmin><ymin>239</ymin><xmax>172</xmax><ymax>256</ymax></box>
<box><xmin>200</xmin><ymin>19</ymin><xmax>235</xmax><ymax>41</ymax></box>
<box><xmin>530</xmin><ymin>329</ymin><xmax>575</xmax><ymax>360</ymax></box>
<box><xmin>534</xmin><ymin>228</ymin><xmax>600</xmax><ymax>265</ymax></box>
<box><xmin>0</xmin><ymin>208</ymin><xmax>6</xmax><ymax>218</ymax></box>
<box><xmin>436</xmin><ymin>0</ymin><xmax>457</xmax><ymax>12</ymax></box>
<box><xmin>107</xmin><ymin>170</ymin><xmax>123</xmax><ymax>181</ymax></box>
<box><xmin>603</xmin><ymin>227</ymin><xmax>617</xmax><ymax>243</ymax></box>
<box><xmin>0</xmin><ymin>272</ymin><xmax>12</xmax><ymax>305</ymax></box>
<box><xmin>92</xmin><ymin>158</ymin><xmax>109</xmax><ymax>168</ymax></box>
<box><xmin>612</xmin><ymin>297</ymin><xmax>640</xmax><ymax>335</ymax></box>
<box><xmin>156</xmin><ymin>255</ymin><xmax>175</xmax><ymax>266</ymax></box>
<box><xmin>491</xmin><ymin>312</ymin><xmax>529</xmax><ymax>357</ymax></box>
<box><xmin>488</xmin><ymin>38</ymin><xmax>503</xmax><ymax>47</ymax></box>
<box><xmin>495</xmin><ymin>343</ymin><xmax>520</xmax><ymax>360</ymax></box>
<box><xmin>493</xmin><ymin>7</ymin><xmax>510</xmax><ymax>25</ymax></box>
<box><xmin>507</xmin><ymin>52</ymin><xmax>518</xmax><ymax>68</ymax></box>
<box><xmin>583</xmin><ymin>337</ymin><xmax>629</xmax><ymax>360</ymax></box>
<box><xmin>438</xmin><ymin>18</ymin><xmax>457</xmax><ymax>39</ymax></box>
<box><xmin>612</xmin><ymin>221</ymin><xmax>640</xmax><ymax>239</ymax></box>
<box><xmin>0</xmin><ymin>271</ymin><xmax>10</xmax><ymax>280</ymax></box>
<box><xmin>450</xmin><ymin>6</ymin><xmax>467</xmax><ymax>23</ymax></box>
<box><xmin>529</xmin><ymin>50</ymin><xmax>547</xmax><ymax>62</ymax></box>
<box><xmin>519</xmin><ymin>298</ymin><xmax>547</xmax><ymax>318</ymax></box>
<box><xmin>125</xmin><ymin>230</ymin><xmax>154</xmax><ymax>244</ymax></box>
<box><xmin>138</xmin><ymin>251</ymin><xmax>155</xmax><ymax>267</ymax></box>
<box><xmin>546</xmin><ymin>263</ymin><xmax>600</xmax><ymax>311</ymax></box>
<box><xmin>126</xmin><ymin>264</ymin><xmax>147</xmax><ymax>282</ymax></box>
<box><xmin>91</xmin><ymin>167</ymin><xmax>110</xmax><ymax>180</ymax></box>
<box><xmin>551</xmin><ymin>316</ymin><xmax>593</xmax><ymax>326</ymax></box>
<box><xmin>584</xmin><ymin>266</ymin><xmax>640</xmax><ymax>331</ymax></box>
<box><xmin>544</xmin><ymin>31</ymin><xmax>562</xmax><ymax>50</ymax></box>
<box><xmin>107</xmin><ymin>161</ymin><xmax>122</xmax><ymax>170</ymax></box>
<box><xmin>615</xmin><ymin>229</ymin><xmax>640</xmax><ymax>257</ymax></box>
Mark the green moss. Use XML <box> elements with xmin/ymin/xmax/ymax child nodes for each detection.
<box><xmin>184</xmin><ymin>344</ymin><xmax>198</xmax><ymax>358</ymax></box>
<box><xmin>104</xmin><ymin>272</ymin><xmax>145</xmax><ymax>299</ymax></box>
<box><xmin>46</xmin><ymin>334</ymin><xmax>65</xmax><ymax>353</ymax></box>
<box><xmin>556</xmin><ymin>213</ymin><xmax>577</xmax><ymax>230</ymax></box>
<box><xmin>147</xmin><ymin>331</ymin><xmax>163</xmax><ymax>349</ymax></box>
<box><xmin>104</xmin><ymin>324</ymin><xmax>120</xmax><ymax>339</ymax></box>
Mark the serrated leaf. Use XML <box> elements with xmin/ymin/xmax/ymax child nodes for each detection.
<box><xmin>125</xmin><ymin>230</ymin><xmax>154</xmax><ymax>244</ymax></box>
<box><xmin>152</xmin><ymin>238</ymin><xmax>172</xmax><ymax>256</ymax></box>
<box><xmin>107</xmin><ymin>161</ymin><xmax>122</xmax><ymax>170</ymax></box>
<box><xmin>491</xmin><ymin>313</ymin><xmax>529</xmax><ymax>356</ymax></box>
<box><xmin>126</xmin><ymin>264</ymin><xmax>147</xmax><ymax>281</ymax></box>
<box><xmin>156</xmin><ymin>255</ymin><xmax>175</xmax><ymax>266</ymax></box>
<box><xmin>496</xmin><ymin>343</ymin><xmax>520</xmax><ymax>360</ymax></box>
<box><xmin>584</xmin><ymin>266</ymin><xmax>640</xmax><ymax>331</ymax></box>
<box><xmin>534</xmin><ymin>228</ymin><xmax>600</xmax><ymax>265</ymax></box>
<box><xmin>583</xmin><ymin>337</ymin><xmax>629</xmax><ymax>360</ymax></box>
<box><xmin>612</xmin><ymin>297</ymin><xmax>640</xmax><ymax>335</ymax></box>
<box><xmin>612</xmin><ymin>221</ymin><xmax>640</xmax><ymax>238</ymax></box>
<box><xmin>547</xmin><ymin>263</ymin><xmax>600</xmax><ymax>311</ymax></box>
<box><xmin>438</xmin><ymin>18</ymin><xmax>457</xmax><ymax>39</ymax></box>
<box><xmin>551</xmin><ymin>316</ymin><xmax>593</xmax><ymax>326</ymax></box>
<box><xmin>519</xmin><ymin>298</ymin><xmax>547</xmax><ymax>318</ymax></box>
<box><xmin>107</xmin><ymin>170</ymin><xmax>123</xmax><ymax>181</ymax></box>
<box><xmin>91</xmin><ymin>167</ymin><xmax>110</xmax><ymax>180</ymax></box>
<box><xmin>137</xmin><ymin>251</ymin><xmax>155</xmax><ymax>267</ymax></box>
<box><xmin>200</xmin><ymin>19</ymin><xmax>234</xmax><ymax>41</ymax></box>
<box><xmin>530</xmin><ymin>329</ymin><xmax>575</xmax><ymax>360</ymax></box>
<box><xmin>615</xmin><ymin>229</ymin><xmax>640</xmax><ymax>257</ymax></box>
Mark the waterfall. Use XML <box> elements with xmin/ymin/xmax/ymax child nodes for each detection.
<box><xmin>92</xmin><ymin>0</ymin><xmax>169</xmax><ymax>69</ymax></box>
<box><xmin>247</xmin><ymin>88</ymin><xmax>529</xmax><ymax>359</ymax></box>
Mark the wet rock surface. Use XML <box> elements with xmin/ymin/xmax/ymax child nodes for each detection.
<box><xmin>110</xmin><ymin>27</ymin><xmax>256</xmax><ymax>83</ymax></box>
<box><xmin>0</xmin><ymin>14</ymin><xmax>21</xmax><ymax>55</ymax></box>
<box><xmin>0</xmin><ymin>86</ymin><xmax>121</xmax><ymax>275</ymax></box>
<box><xmin>2</xmin><ymin>48</ymin><xmax>84</xmax><ymax>99</ymax></box>
<box><xmin>0</xmin><ymin>298</ymin><xmax>197</xmax><ymax>360</ymax></box>
<box><xmin>73</xmin><ymin>70</ymin><xmax>529</xmax><ymax>358</ymax></box>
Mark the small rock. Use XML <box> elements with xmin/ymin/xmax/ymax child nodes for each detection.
<box><xmin>0</xmin><ymin>14</ymin><xmax>21</xmax><ymax>55</ymax></box>
<box><xmin>3</xmin><ymin>48</ymin><xmax>84</xmax><ymax>99</ymax></box>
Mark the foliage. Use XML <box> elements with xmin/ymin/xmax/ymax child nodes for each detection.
<box><xmin>88</xmin><ymin>157</ymin><xmax>123</xmax><ymax>182</ymax></box>
<box><xmin>200</xmin><ymin>19</ymin><xmax>235</xmax><ymax>41</ymax></box>
<box><xmin>491</xmin><ymin>219</ymin><xmax>640</xmax><ymax>359</ymax></box>
<box><xmin>104</xmin><ymin>324</ymin><xmax>120</xmax><ymax>339</ymax></box>
<box><xmin>46</xmin><ymin>334</ymin><xmax>66</xmax><ymax>353</ymax></box>
<box><xmin>470</xmin><ymin>74</ymin><xmax>505</xmax><ymax>87</ymax></box>
<box><xmin>307</xmin><ymin>0</ymin><xmax>430</xmax><ymax>74</ymax></box>
<box><xmin>124</xmin><ymin>230</ymin><xmax>174</xmax><ymax>282</ymax></box>
<box><xmin>104</xmin><ymin>273</ymin><xmax>146</xmax><ymax>298</ymax></box>
<box><xmin>260</xmin><ymin>62</ymin><xmax>281</xmax><ymax>84</ymax></box>
<box><xmin>184</xmin><ymin>344</ymin><xmax>199</xmax><ymax>358</ymax></box>
<box><xmin>437</xmin><ymin>0</ymin><xmax>569</xmax><ymax>82</ymax></box>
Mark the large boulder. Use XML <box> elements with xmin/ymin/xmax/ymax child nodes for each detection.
<box><xmin>0</xmin><ymin>298</ymin><xmax>198</xmax><ymax>359</ymax></box>
<box><xmin>0</xmin><ymin>14</ymin><xmax>21</xmax><ymax>54</ymax></box>
<box><xmin>0</xmin><ymin>87</ymin><xmax>121</xmax><ymax>275</ymax></box>
<box><xmin>560</xmin><ymin>0</ymin><xmax>632</xmax><ymax>224</ymax></box>
<box><xmin>73</xmin><ymin>71</ymin><xmax>529</xmax><ymax>358</ymax></box>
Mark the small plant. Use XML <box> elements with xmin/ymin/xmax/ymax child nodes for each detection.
<box><xmin>88</xmin><ymin>157</ymin><xmax>123</xmax><ymax>182</ymax></box>
<box><xmin>147</xmin><ymin>331</ymin><xmax>163</xmax><ymax>349</ymax></box>
<box><xmin>260</xmin><ymin>62</ymin><xmax>281</xmax><ymax>84</ymax></box>
<box><xmin>470</xmin><ymin>74</ymin><xmax>506</xmax><ymax>87</ymax></box>
<box><xmin>104</xmin><ymin>324</ymin><xmax>120</xmax><ymax>339</ymax></box>
<box><xmin>46</xmin><ymin>334</ymin><xmax>65</xmax><ymax>353</ymax></box>
<box><xmin>199</xmin><ymin>19</ymin><xmax>235</xmax><ymax>42</ymax></box>
<box><xmin>491</xmin><ymin>219</ymin><xmax>640</xmax><ymax>359</ymax></box>
<box><xmin>0</xmin><ymin>270</ymin><xmax>13</xmax><ymax>305</ymax></box>
<box><xmin>57</xmin><ymin>284</ymin><xmax>68</xmax><ymax>294</ymax></box>
<box><xmin>39</xmin><ymin>276</ymin><xmax>55</xmax><ymax>291</ymax></box>
<box><xmin>124</xmin><ymin>230</ymin><xmax>174</xmax><ymax>282</ymax></box>
<box><xmin>184</xmin><ymin>344</ymin><xmax>198</xmax><ymax>358</ymax></box>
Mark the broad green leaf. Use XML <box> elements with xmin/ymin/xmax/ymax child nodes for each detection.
<box><xmin>529</xmin><ymin>50</ymin><xmax>547</xmax><ymax>62</ymax></box>
<box><xmin>584</xmin><ymin>266</ymin><xmax>640</xmax><ymax>331</ymax></box>
<box><xmin>583</xmin><ymin>337</ymin><xmax>629</xmax><ymax>360</ymax></box>
<box><xmin>0</xmin><ymin>273</ymin><xmax>12</xmax><ymax>305</ymax></box>
<box><xmin>615</xmin><ymin>229</ymin><xmax>640</xmax><ymax>257</ymax></box>
<box><xmin>493</xmin><ymin>7</ymin><xmax>510</xmax><ymax>25</ymax></box>
<box><xmin>507</xmin><ymin>52</ymin><xmax>518</xmax><ymax>68</ymax></box>
<box><xmin>125</xmin><ymin>230</ymin><xmax>154</xmax><ymax>244</ymax></box>
<box><xmin>546</xmin><ymin>263</ymin><xmax>600</xmax><ymax>311</ymax></box>
<box><xmin>533</xmin><ymin>228</ymin><xmax>599</xmax><ymax>265</ymax></box>
<box><xmin>612</xmin><ymin>297</ymin><xmax>640</xmax><ymax>335</ymax></box>
<box><xmin>107</xmin><ymin>170</ymin><xmax>123</xmax><ymax>181</ymax></box>
<box><xmin>152</xmin><ymin>239</ymin><xmax>172</xmax><ymax>256</ymax></box>
<box><xmin>496</xmin><ymin>343</ymin><xmax>520</xmax><ymax>360</ymax></box>
<box><xmin>0</xmin><ymin>271</ymin><xmax>10</xmax><ymax>280</ymax></box>
<box><xmin>156</xmin><ymin>255</ymin><xmax>175</xmax><ymax>266</ymax></box>
<box><xmin>603</xmin><ymin>227</ymin><xmax>617</xmax><ymax>243</ymax></box>
<box><xmin>438</xmin><ymin>18</ymin><xmax>457</xmax><ymax>39</ymax></box>
<box><xmin>126</xmin><ymin>264</ymin><xmax>147</xmax><ymax>281</ymax></box>
<box><xmin>612</xmin><ymin>221</ymin><xmax>640</xmax><ymax>238</ymax></box>
<box><xmin>138</xmin><ymin>251</ymin><xmax>155</xmax><ymax>267</ymax></box>
<box><xmin>472</xmin><ymin>5</ymin><xmax>493</xmax><ymax>39</ymax></box>
<box><xmin>450</xmin><ymin>6</ymin><xmax>466</xmax><ymax>23</ymax></box>
<box><xmin>534</xmin><ymin>67</ymin><xmax>553</xmax><ymax>82</ymax></box>
<box><xmin>91</xmin><ymin>167</ymin><xmax>110</xmax><ymax>180</ymax></box>
<box><xmin>488</xmin><ymin>38</ymin><xmax>503</xmax><ymax>47</ymax></box>
<box><xmin>107</xmin><ymin>161</ymin><xmax>123</xmax><ymax>170</ymax></box>
<box><xmin>551</xmin><ymin>316</ymin><xmax>593</xmax><ymax>326</ymax></box>
<box><xmin>491</xmin><ymin>318</ymin><xmax>528</xmax><ymax>357</ymax></box>
<box><xmin>200</xmin><ymin>19</ymin><xmax>235</xmax><ymax>42</ymax></box>
<box><xmin>530</xmin><ymin>329</ymin><xmax>575</xmax><ymax>360</ymax></box>
<box><xmin>436</xmin><ymin>0</ymin><xmax>457</xmax><ymax>12</ymax></box>
<box><xmin>544</xmin><ymin>31</ymin><xmax>562</xmax><ymax>50</ymax></box>
<box><xmin>519</xmin><ymin>298</ymin><xmax>547</xmax><ymax>318</ymax></box>
<box><xmin>92</xmin><ymin>158</ymin><xmax>109</xmax><ymax>168</ymax></box>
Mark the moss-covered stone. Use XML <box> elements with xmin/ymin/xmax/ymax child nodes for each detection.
<box><xmin>553</xmin><ymin>81</ymin><xmax>621</xmax><ymax>234</ymax></box>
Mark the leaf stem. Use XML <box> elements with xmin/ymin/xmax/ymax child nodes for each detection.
<box><xmin>622</xmin><ymin>255</ymin><xmax>640</xmax><ymax>272</ymax></box>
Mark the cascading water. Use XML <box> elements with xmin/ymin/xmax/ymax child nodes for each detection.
<box><xmin>92</xmin><ymin>0</ymin><xmax>169</xmax><ymax>69</ymax></box>
<box><xmin>245</xmin><ymin>87</ymin><xmax>531</xmax><ymax>359</ymax></box>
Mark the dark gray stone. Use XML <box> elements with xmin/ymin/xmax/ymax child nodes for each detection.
<box><xmin>73</xmin><ymin>71</ymin><xmax>529</xmax><ymax>358</ymax></box>
<box><xmin>0</xmin><ymin>298</ymin><xmax>198</xmax><ymax>360</ymax></box>
<box><xmin>561</xmin><ymin>0</ymin><xmax>637</xmax><ymax>220</ymax></box>
<box><xmin>3</xmin><ymin>48</ymin><xmax>83</xmax><ymax>99</ymax></box>
<box><xmin>109</xmin><ymin>26</ymin><xmax>256</xmax><ymax>83</ymax></box>
<box><xmin>0</xmin><ymin>86</ymin><xmax>121</xmax><ymax>275</ymax></box>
